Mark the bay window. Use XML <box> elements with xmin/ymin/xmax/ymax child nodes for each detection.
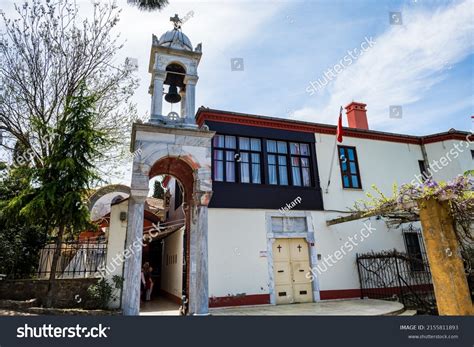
<box><xmin>212</xmin><ymin>134</ymin><xmax>313</xmax><ymax>188</ymax></box>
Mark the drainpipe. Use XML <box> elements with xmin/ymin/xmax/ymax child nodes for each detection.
<box><xmin>420</xmin><ymin>138</ymin><xmax>430</xmax><ymax>178</ymax></box>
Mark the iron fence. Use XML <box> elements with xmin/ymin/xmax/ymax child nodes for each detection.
<box><xmin>33</xmin><ymin>238</ymin><xmax>107</xmax><ymax>279</ymax></box>
<box><xmin>356</xmin><ymin>250</ymin><xmax>437</xmax><ymax>314</ymax></box>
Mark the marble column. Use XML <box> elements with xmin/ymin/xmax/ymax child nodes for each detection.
<box><xmin>121</xmin><ymin>189</ymin><xmax>148</xmax><ymax>316</ymax></box>
<box><xmin>150</xmin><ymin>71</ymin><xmax>166</xmax><ymax>123</ymax></box>
<box><xmin>184</xmin><ymin>76</ymin><xmax>198</xmax><ymax>126</ymax></box>
<box><xmin>180</xmin><ymin>88</ymin><xmax>187</xmax><ymax>119</ymax></box>
<box><xmin>188</xmin><ymin>191</ymin><xmax>212</xmax><ymax>315</ymax></box>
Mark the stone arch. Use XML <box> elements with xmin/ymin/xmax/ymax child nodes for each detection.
<box><xmin>122</xmin><ymin>124</ymin><xmax>214</xmax><ymax>316</ymax></box>
<box><xmin>88</xmin><ymin>184</ymin><xmax>131</xmax><ymax>211</ymax></box>
<box><xmin>142</xmin><ymin>146</ymin><xmax>204</xmax><ymax>176</ymax></box>
<box><xmin>166</xmin><ymin>61</ymin><xmax>187</xmax><ymax>74</ymax></box>
<box><xmin>149</xmin><ymin>156</ymin><xmax>195</xmax><ymax>205</ymax></box>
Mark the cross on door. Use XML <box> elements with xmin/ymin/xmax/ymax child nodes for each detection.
<box><xmin>297</xmin><ymin>244</ymin><xmax>302</xmax><ymax>252</ymax></box>
<box><xmin>277</xmin><ymin>245</ymin><xmax>282</xmax><ymax>253</ymax></box>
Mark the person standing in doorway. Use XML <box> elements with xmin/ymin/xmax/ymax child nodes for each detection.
<box><xmin>141</xmin><ymin>262</ymin><xmax>154</xmax><ymax>301</ymax></box>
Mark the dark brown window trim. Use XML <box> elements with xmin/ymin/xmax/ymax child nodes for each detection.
<box><xmin>212</xmin><ymin>134</ymin><xmax>315</xmax><ymax>188</ymax></box>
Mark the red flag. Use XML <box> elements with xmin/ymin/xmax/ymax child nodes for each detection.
<box><xmin>336</xmin><ymin>106</ymin><xmax>344</xmax><ymax>143</ymax></box>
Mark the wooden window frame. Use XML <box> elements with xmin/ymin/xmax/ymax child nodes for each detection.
<box><xmin>289</xmin><ymin>142</ymin><xmax>312</xmax><ymax>187</ymax></box>
<box><xmin>237</xmin><ymin>137</ymin><xmax>262</xmax><ymax>184</ymax></box>
<box><xmin>267</xmin><ymin>140</ymin><xmax>313</xmax><ymax>187</ymax></box>
<box><xmin>338</xmin><ymin>145</ymin><xmax>362</xmax><ymax>189</ymax></box>
<box><xmin>212</xmin><ymin>134</ymin><xmax>315</xmax><ymax>188</ymax></box>
<box><xmin>403</xmin><ymin>231</ymin><xmax>425</xmax><ymax>272</ymax></box>
<box><xmin>212</xmin><ymin>135</ymin><xmax>263</xmax><ymax>185</ymax></box>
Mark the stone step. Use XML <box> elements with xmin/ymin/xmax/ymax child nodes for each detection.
<box><xmin>398</xmin><ymin>309</ymin><xmax>417</xmax><ymax>316</ymax></box>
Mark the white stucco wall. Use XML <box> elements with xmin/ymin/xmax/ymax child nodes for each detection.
<box><xmin>106</xmin><ymin>200</ymin><xmax>129</xmax><ymax>308</ymax></box>
<box><xmin>206</xmin><ymin>132</ymin><xmax>472</xmax><ymax>300</ymax></box>
<box><xmin>208</xmin><ymin>209</ymin><xmax>269</xmax><ymax>298</ymax></box>
<box><xmin>424</xmin><ymin>139</ymin><xmax>474</xmax><ymax>182</ymax></box>
<box><xmin>315</xmin><ymin>133</ymin><xmax>424</xmax><ymax>211</ymax></box>
<box><xmin>310</xmin><ymin>211</ymin><xmax>409</xmax><ymax>291</ymax></box>
<box><xmin>161</xmin><ymin>228</ymin><xmax>184</xmax><ymax>299</ymax></box>
<box><xmin>208</xmin><ymin>208</ymin><xmax>411</xmax><ymax>298</ymax></box>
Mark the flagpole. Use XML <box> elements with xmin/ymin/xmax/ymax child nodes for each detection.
<box><xmin>325</xmin><ymin>136</ymin><xmax>338</xmax><ymax>194</ymax></box>
<box><xmin>325</xmin><ymin>106</ymin><xmax>343</xmax><ymax>194</ymax></box>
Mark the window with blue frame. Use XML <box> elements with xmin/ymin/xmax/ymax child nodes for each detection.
<box><xmin>338</xmin><ymin>146</ymin><xmax>362</xmax><ymax>189</ymax></box>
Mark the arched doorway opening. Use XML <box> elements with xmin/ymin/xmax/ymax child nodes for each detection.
<box><xmin>121</xmin><ymin>123</ymin><xmax>214</xmax><ymax>316</ymax></box>
<box><xmin>140</xmin><ymin>157</ymin><xmax>194</xmax><ymax>315</ymax></box>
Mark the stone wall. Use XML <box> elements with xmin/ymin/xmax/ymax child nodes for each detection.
<box><xmin>0</xmin><ymin>278</ymin><xmax>99</xmax><ymax>308</ymax></box>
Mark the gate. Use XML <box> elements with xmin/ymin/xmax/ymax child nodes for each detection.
<box><xmin>356</xmin><ymin>250</ymin><xmax>437</xmax><ymax>314</ymax></box>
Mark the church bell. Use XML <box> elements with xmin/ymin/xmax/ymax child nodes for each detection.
<box><xmin>165</xmin><ymin>84</ymin><xmax>182</xmax><ymax>104</ymax></box>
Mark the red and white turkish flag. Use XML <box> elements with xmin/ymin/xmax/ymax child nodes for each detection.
<box><xmin>336</xmin><ymin>106</ymin><xmax>344</xmax><ymax>143</ymax></box>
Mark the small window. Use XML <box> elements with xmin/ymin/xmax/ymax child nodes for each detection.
<box><xmin>471</xmin><ymin>150</ymin><xmax>474</xmax><ymax>160</ymax></box>
<box><xmin>338</xmin><ymin>146</ymin><xmax>362</xmax><ymax>189</ymax></box>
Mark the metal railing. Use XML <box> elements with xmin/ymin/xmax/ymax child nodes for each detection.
<box><xmin>34</xmin><ymin>238</ymin><xmax>107</xmax><ymax>279</ymax></box>
<box><xmin>356</xmin><ymin>250</ymin><xmax>437</xmax><ymax>314</ymax></box>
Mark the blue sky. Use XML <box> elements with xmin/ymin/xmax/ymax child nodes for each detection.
<box><xmin>181</xmin><ymin>0</ymin><xmax>473</xmax><ymax>136</ymax></box>
<box><xmin>1</xmin><ymin>0</ymin><xmax>473</xmax><ymax>184</ymax></box>
<box><xmin>2</xmin><ymin>0</ymin><xmax>471</xmax><ymax>135</ymax></box>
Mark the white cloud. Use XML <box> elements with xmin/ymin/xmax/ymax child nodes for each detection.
<box><xmin>295</xmin><ymin>0</ymin><xmax>474</xmax><ymax>129</ymax></box>
<box><xmin>0</xmin><ymin>0</ymin><xmax>288</xmax><ymax>184</ymax></box>
<box><xmin>115</xmin><ymin>0</ymin><xmax>288</xmax><ymax>117</ymax></box>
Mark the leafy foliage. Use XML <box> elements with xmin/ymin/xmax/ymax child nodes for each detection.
<box><xmin>87</xmin><ymin>275</ymin><xmax>124</xmax><ymax>310</ymax></box>
<box><xmin>352</xmin><ymin>175</ymin><xmax>473</xmax><ymax>231</ymax></box>
<box><xmin>1</xmin><ymin>84</ymin><xmax>109</xmax><ymax>306</ymax></box>
<box><xmin>0</xmin><ymin>0</ymin><xmax>139</xmax><ymax>181</ymax></box>
<box><xmin>350</xmin><ymin>175</ymin><xmax>474</xmax><ymax>269</ymax></box>
<box><xmin>0</xmin><ymin>166</ymin><xmax>47</xmax><ymax>278</ymax></box>
<box><xmin>8</xmin><ymin>84</ymin><xmax>105</xmax><ymax>235</ymax></box>
<box><xmin>152</xmin><ymin>180</ymin><xmax>166</xmax><ymax>199</ymax></box>
<box><xmin>127</xmin><ymin>0</ymin><xmax>169</xmax><ymax>11</ymax></box>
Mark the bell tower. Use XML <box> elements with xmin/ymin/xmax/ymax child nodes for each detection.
<box><xmin>148</xmin><ymin>14</ymin><xmax>202</xmax><ymax>127</ymax></box>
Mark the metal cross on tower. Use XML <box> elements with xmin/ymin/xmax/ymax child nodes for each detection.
<box><xmin>170</xmin><ymin>14</ymin><xmax>182</xmax><ymax>29</ymax></box>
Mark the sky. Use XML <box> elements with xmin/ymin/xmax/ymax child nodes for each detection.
<box><xmin>1</xmin><ymin>0</ymin><xmax>473</xmax><ymax>185</ymax></box>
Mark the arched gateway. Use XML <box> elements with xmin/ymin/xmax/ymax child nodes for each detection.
<box><xmin>121</xmin><ymin>15</ymin><xmax>213</xmax><ymax>315</ymax></box>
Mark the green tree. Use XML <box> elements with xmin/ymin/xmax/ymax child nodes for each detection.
<box><xmin>127</xmin><ymin>0</ymin><xmax>169</xmax><ymax>11</ymax></box>
<box><xmin>152</xmin><ymin>180</ymin><xmax>166</xmax><ymax>199</ymax></box>
<box><xmin>0</xmin><ymin>165</ymin><xmax>47</xmax><ymax>278</ymax></box>
<box><xmin>9</xmin><ymin>84</ymin><xmax>107</xmax><ymax>307</ymax></box>
<box><xmin>0</xmin><ymin>0</ymin><xmax>138</xmax><ymax>180</ymax></box>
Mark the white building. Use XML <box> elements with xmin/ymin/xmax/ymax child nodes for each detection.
<box><xmin>114</xmin><ymin>16</ymin><xmax>474</xmax><ymax>315</ymax></box>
